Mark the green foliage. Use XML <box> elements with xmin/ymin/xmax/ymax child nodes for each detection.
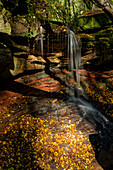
<box><xmin>1</xmin><ymin>0</ymin><xmax>113</xmax><ymax>33</ymax></box>
<box><xmin>79</xmin><ymin>17</ymin><xmax>101</xmax><ymax>29</ymax></box>
<box><xmin>0</xmin><ymin>0</ymin><xmax>95</xmax><ymax>32</ymax></box>
<box><xmin>79</xmin><ymin>11</ymin><xmax>111</xmax><ymax>30</ymax></box>
<box><xmin>25</xmin><ymin>0</ymin><xmax>30</xmax><ymax>3</ymax></box>
<box><xmin>0</xmin><ymin>42</ymin><xmax>7</xmax><ymax>48</ymax></box>
<box><xmin>87</xmin><ymin>41</ymin><xmax>94</xmax><ymax>48</ymax></box>
<box><xmin>0</xmin><ymin>1</ymin><xmax>3</xmax><ymax>10</ymax></box>
<box><xmin>8</xmin><ymin>168</ymin><xmax>14</xmax><ymax>170</ymax></box>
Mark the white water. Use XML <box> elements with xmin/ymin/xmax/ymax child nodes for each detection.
<box><xmin>68</xmin><ymin>96</ymin><xmax>113</xmax><ymax>144</ymax></box>
<box><xmin>35</xmin><ymin>27</ymin><xmax>113</xmax><ymax>149</ymax></box>
<box><xmin>68</xmin><ymin>30</ymin><xmax>81</xmax><ymax>89</ymax></box>
<box><xmin>35</xmin><ymin>26</ymin><xmax>44</xmax><ymax>57</ymax></box>
<box><xmin>40</xmin><ymin>26</ymin><xmax>43</xmax><ymax>57</ymax></box>
<box><xmin>67</xmin><ymin>31</ymin><xmax>107</xmax><ymax>127</ymax></box>
<box><xmin>67</xmin><ymin>30</ymin><xmax>84</xmax><ymax>97</ymax></box>
<box><xmin>67</xmin><ymin>31</ymin><xmax>113</xmax><ymax>147</ymax></box>
<box><xmin>68</xmin><ymin>96</ymin><xmax>108</xmax><ymax>125</ymax></box>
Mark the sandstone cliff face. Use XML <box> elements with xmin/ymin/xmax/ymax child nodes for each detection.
<box><xmin>0</xmin><ymin>26</ymin><xmax>67</xmax><ymax>80</ymax></box>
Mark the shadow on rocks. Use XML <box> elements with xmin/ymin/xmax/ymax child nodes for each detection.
<box><xmin>89</xmin><ymin>133</ymin><xmax>113</xmax><ymax>170</ymax></box>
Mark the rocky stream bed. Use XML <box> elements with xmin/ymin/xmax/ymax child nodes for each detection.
<box><xmin>0</xmin><ymin>29</ymin><xmax>113</xmax><ymax>169</ymax></box>
<box><xmin>0</xmin><ymin>61</ymin><xmax>113</xmax><ymax>169</ymax></box>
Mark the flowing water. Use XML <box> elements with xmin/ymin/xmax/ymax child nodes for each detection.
<box><xmin>40</xmin><ymin>26</ymin><xmax>44</xmax><ymax>58</ymax></box>
<box><xmin>13</xmin><ymin>28</ymin><xmax>113</xmax><ymax>169</ymax></box>
<box><xmin>36</xmin><ymin>27</ymin><xmax>113</xmax><ymax>146</ymax></box>
<box><xmin>67</xmin><ymin>96</ymin><xmax>113</xmax><ymax>151</ymax></box>
<box><xmin>35</xmin><ymin>25</ymin><xmax>44</xmax><ymax>57</ymax></box>
<box><xmin>67</xmin><ymin>30</ymin><xmax>113</xmax><ymax>152</ymax></box>
<box><xmin>35</xmin><ymin>27</ymin><xmax>113</xmax><ymax>154</ymax></box>
<box><xmin>68</xmin><ymin>30</ymin><xmax>81</xmax><ymax>89</ymax></box>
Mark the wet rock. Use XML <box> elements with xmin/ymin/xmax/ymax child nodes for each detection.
<box><xmin>38</xmin><ymin>106</ymin><xmax>48</xmax><ymax>114</ymax></box>
<box><xmin>57</xmin><ymin>107</ymin><xmax>69</xmax><ymax>116</ymax></box>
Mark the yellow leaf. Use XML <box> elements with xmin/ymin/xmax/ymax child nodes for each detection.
<box><xmin>4</xmin><ymin>130</ymin><xmax>7</xmax><ymax>134</ymax></box>
<box><xmin>53</xmin><ymin>99</ymin><xmax>57</xmax><ymax>103</ymax></box>
<box><xmin>27</xmin><ymin>121</ymin><xmax>29</xmax><ymax>124</ymax></box>
<box><xmin>54</xmin><ymin>152</ymin><xmax>58</xmax><ymax>156</ymax></box>
<box><xmin>3</xmin><ymin>141</ymin><xmax>6</xmax><ymax>145</ymax></box>
<box><xmin>7</xmin><ymin>114</ymin><xmax>11</xmax><ymax>117</ymax></box>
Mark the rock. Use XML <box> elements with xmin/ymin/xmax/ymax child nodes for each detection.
<box><xmin>26</xmin><ymin>62</ymin><xmax>45</xmax><ymax>70</ymax></box>
<box><xmin>109</xmin><ymin>144</ymin><xmax>113</xmax><ymax>152</ymax></box>
<box><xmin>99</xmin><ymin>149</ymin><xmax>113</xmax><ymax>169</ymax></box>
<box><xmin>13</xmin><ymin>52</ymin><xmax>28</xmax><ymax>56</ymax></box>
<box><xmin>99</xmin><ymin>150</ymin><xmax>107</xmax><ymax>163</ymax></box>
<box><xmin>28</xmin><ymin>55</ymin><xmax>46</xmax><ymax>63</ymax></box>
<box><xmin>47</xmin><ymin>56</ymin><xmax>60</xmax><ymax>63</ymax></box>
<box><xmin>10</xmin><ymin>16</ymin><xmax>28</xmax><ymax>36</ymax></box>
<box><xmin>26</xmin><ymin>55</ymin><xmax>45</xmax><ymax>70</ymax></box>
<box><xmin>10</xmin><ymin>15</ymin><xmax>39</xmax><ymax>37</ymax></box>
<box><xmin>55</xmin><ymin>52</ymin><xmax>63</xmax><ymax>57</ymax></box>
<box><xmin>0</xmin><ymin>45</ymin><xmax>13</xmax><ymax>79</ymax></box>
<box><xmin>0</xmin><ymin>14</ymin><xmax>11</xmax><ymax>35</ymax></box>
<box><xmin>10</xmin><ymin>57</ymin><xmax>25</xmax><ymax>76</ymax></box>
<box><xmin>10</xmin><ymin>55</ymin><xmax>46</xmax><ymax>76</ymax></box>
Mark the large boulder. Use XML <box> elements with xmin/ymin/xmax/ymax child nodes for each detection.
<box><xmin>10</xmin><ymin>55</ymin><xmax>46</xmax><ymax>76</ymax></box>
<box><xmin>25</xmin><ymin>55</ymin><xmax>46</xmax><ymax>71</ymax></box>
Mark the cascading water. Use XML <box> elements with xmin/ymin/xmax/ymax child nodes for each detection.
<box><xmin>67</xmin><ymin>96</ymin><xmax>113</xmax><ymax>150</ymax></box>
<box><xmin>40</xmin><ymin>26</ymin><xmax>43</xmax><ymax>58</ymax></box>
<box><xmin>67</xmin><ymin>30</ymin><xmax>83</xmax><ymax>96</ymax></box>
<box><xmin>69</xmin><ymin>31</ymin><xmax>81</xmax><ymax>88</ymax></box>
<box><xmin>35</xmin><ymin>25</ymin><xmax>44</xmax><ymax>57</ymax></box>
<box><xmin>67</xmin><ymin>30</ymin><xmax>113</xmax><ymax>151</ymax></box>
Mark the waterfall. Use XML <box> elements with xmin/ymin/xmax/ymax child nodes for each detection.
<box><xmin>67</xmin><ymin>31</ymin><xmax>113</xmax><ymax>150</ymax></box>
<box><xmin>35</xmin><ymin>26</ymin><xmax>44</xmax><ymax>57</ymax></box>
<box><xmin>68</xmin><ymin>30</ymin><xmax>81</xmax><ymax>89</ymax></box>
<box><xmin>67</xmin><ymin>30</ymin><xmax>84</xmax><ymax>98</ymax></box>
<box><xmin>40</xmin><ymin>26</ymin><xmax>43</xmax><ymax>58</ymax></box>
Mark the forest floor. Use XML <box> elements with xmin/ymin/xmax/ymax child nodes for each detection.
<box><xmin>0</xmin><ymin>51</ymin><xmax>113</xmax><ymax>170</ymax></box>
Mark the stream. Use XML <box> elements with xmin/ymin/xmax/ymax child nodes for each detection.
<box><xmin>0</xmin><ymin>27</ymin><xmax>113</xmax><ymax>169</ymax></box>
